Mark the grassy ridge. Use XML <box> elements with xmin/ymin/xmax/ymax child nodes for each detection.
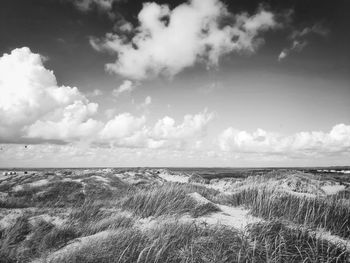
<box><xmin>0</xmin><ymin>193</ymin><xmax>349</xmax><ymax>262</ymax></box>
<box><xmin>226</xmin><ymin>187</ymin><xmax>350</xmax><ymax>238</ymax></box>
<box><xmin>120</xmin><ymin>184</ymin><xmax>221</xmax><ymax>218</ymax></box>
<box><xmin>43</xmin><ymin>221</ymin><xmax>349</xmax><ymax>263</ymax></box>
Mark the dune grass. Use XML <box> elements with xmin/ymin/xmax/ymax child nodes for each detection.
<box><xmin>0</xmin><ymin>216</ymin><xmax>30</xmax><ymax>261</ymax></box>
<box><xmin>0</xmin><ymin>170</ymin><xmax>349</xmax><ymax>262</ymax></box>
<box><xmin>248</xmin><ymin>220</ymin><xmax>349</xmax><ymax>262</ymax></box>
<box><xmin>225</xmin><ymin>187</ymin><xmax>350</xmax><ymax>238</ymax></box>
<box><xmin>43</xmin><ymin>221</ymin><xmax>349</xmax><ymax>263</ymax></box>
<box><xmin>120</xmin><ymin>184</ymin><xmax>197</xmax><ymax>217</ymax></box>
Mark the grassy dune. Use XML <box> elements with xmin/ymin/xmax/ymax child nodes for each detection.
<box><xmin>225</xmin><ymin>187</ymin><xmax>350</xmax><ymax>238</ymax></box>
<box><xmin>1</xmin><ymin>216</ymin><xmax>348</xmax><ymax>263</ymax></box>
<box><xmin>0</xmin><ymin>168</ymin><xmax>349</xmax><ymax>262</ymax></box>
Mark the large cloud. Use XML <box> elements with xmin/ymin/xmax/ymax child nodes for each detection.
<box><xmin>0</xmin><ymin>47</ymin><xmax>214</xmax><ymax>148</ymax></box>
<box><xmin>0</xmin><ymin>47</ymin><xmax>100</xmax><ymax>143</ymax></box>
<box><xmin>91</xmin><ymin>0</ymin><xmax>278</xmax><ymax>79</ymax></box>
<box><xmin>218</xmin><ymin>124</ymin><xmax>350</xmax><ymax>157</ymax></box>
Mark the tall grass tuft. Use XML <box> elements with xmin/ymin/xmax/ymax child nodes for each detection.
<box><xmin>120</xmin><ymin>184</ymin><xmax>197</xmax><ymax>217</ymax></box>
<box><xmin>226</xmin><ymin>187</ymin><xmax>350</xmax><ymax>238</ymax></box>
<box><xmin>0</xmin><ymin>216</ymin><xmax>30</xmax><ymax>262</ymax></box>
<box><xmin>248</xmin><ymin>220</ymin><xmax>349</xmax><ymax>262</ymax></box>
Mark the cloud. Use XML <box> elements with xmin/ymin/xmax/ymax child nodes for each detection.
<box><xmin>99</xmin><ymin>113</ymin><xmax>146</xmax><ymax>147</ymax></box>
<box><xmin>278</xmin><ymin>50</ymin><xmax>288</xmax><ymax>61</ymax></box>
<box><xmin>25</xmin><ymin>101</ymin><xmax>103</xmax><ymax>141</ymax></box>
<box><xmin>197</xmin><ymin>82</ymin><xmax>222</xmax><ymax>94</ymax></box>
<box><xmin>278</xmin><ymin>22</ymin><xmax>329</xmax><ymax>61</ymax></box>
<box><xmin>0</xmin><ymin>47</ymin><xmax>100</xmax><ymax>143</ymax></box>
<box><xmin>91</xmin><ymin>0</ymin><xmax>278</xmax><ymax>80</ymax></box>
<box><xmin>86</xmin><ymin>89</ymin><xmax>103</xmax><ymax>97</ymax></box>
<box><xmin>112</xmin><ymin>80</ymin><xmax>135</xmax><ymax>97</ymax></box>
<box><xmin>70</xmin><ymin>0</ymin><xmax>119</xmax><ymax>14</ymax></box>
<box><xmin>218</xmin><ymin>124</ymin><xmax>350</xmax><ymax>158</ymax></box>
<box><xmin>0</xmin><ymin>47</ymin><xmax>213</xmax><ymax>149</ymax></box>
<box><xmin>98</xmin><ymin>110</ymin><xmax>214</xmax><ymax>149</ymax></box>
<box><xmin>137</xmin><ymin>96</ymin><xmax>152</xmax><ymax>111</ymax></box>
<box><xmin>144</xmin><ymin>96</ymin><xmax>152</xmax><ymax>106</ymax></box>
<box><xmin>153</xmin><ymin>110</ymin><xmax>214</xmax><ymax>140</ymax></box>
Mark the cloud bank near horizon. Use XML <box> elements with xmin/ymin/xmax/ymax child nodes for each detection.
<box><xmin>0</xmin><ymin>47</ymin><xmax>213</xmax><ymax>151</ymax></box>
<box><xmin>0</xmin><ymin>47</ymin><xmax>349</xmax><ymax>164</ymax></box>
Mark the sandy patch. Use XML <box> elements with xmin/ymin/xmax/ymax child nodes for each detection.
<box><xmin>136</xmin><ymin>204</ymin><xmax>260</xmax><ymax>231</ymax></box>
<box><xmin>91</xmin><ymin>175</ymin><xmax>110</xmax><ymax>183</ymax></box>
<box><xmin>193</xmin><ymin>204</ymin><xmax>261</xmax><ymax>229</ymax></box>
<box><xmin>158</xmin><ymin>172</ymin><xmax>188</xmax><ymax>183</ymax></box>
<box><xmin>321</xmin><ymin>184</ymin><xmax>346</xmax><ymax>195</ymax></box>
<box><xmin>137</xmin><ymin>192</ymin><xmax>260</xmax><ymax>231</ymax></box>
<box><xmin>188</xmin><ymin>192</ymin><xmax>212</xmax><ymax>205</ymax></box>
<box><xmin>29</xmin><ymin>213</ymin><xmax>67</xmax><ymax>227</ymax></box>
<box><xmin>12</xmin><ymin>185</ymin><xmax>24</xmax><ymax>191</ymax></box>
<box><xmin>114</xmin><ymin>171</ymin><xmax>164</xmax><ymax>185</ymax></box>
<box><xmin>62</xmin><ymin>178</ymin><xmax>84</xmax><ymax>183</ymax></box>
<box><xmin>29</xmin><ymin>179</ymin><xmax>49</xmax><ymax>187</ymax></box>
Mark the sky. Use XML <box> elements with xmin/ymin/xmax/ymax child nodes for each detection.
<box><xmin>0</xmin><ymin>0</ymin><xmax>349</xmax><ymax>167</ymax></box>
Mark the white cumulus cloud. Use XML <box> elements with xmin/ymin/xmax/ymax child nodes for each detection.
<box><xmin>153</xmin><ymin>111</ymin><xmax>214</xmax><ymax>140</ymax></box>
<box><xmin>99</xmin><ymin>113</ymin><xmax>146</xmax><ymax>140</ymax></box>
<box><xmin>0</xmin><ymin>47</ymin><xmax>100</xmax><ymax>143</ymax></box>
<box><xmin>218</xmin><ymin>124</ymin><xmax>350</xmax><ymax>157</ymax></box>
<box><xmin>26</xmin><ymin>101</ymin><xmax>103</xmax><ymax>141</ymax></box>
<box><xmin>0</xmin><ymin>48</ymin><xmax>214</xmax><ymax>148</ymax></box>
<box><xmin>98</xmin><ymin>110</ymin><xmax>214</xmax><ymax>149</ymax></box>
<box><xmin>91</xmin><ymin>0</ymin><xmax>278</xmax><ymax>79</ymax></box>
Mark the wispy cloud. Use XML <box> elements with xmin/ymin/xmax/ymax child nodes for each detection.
<box><xmin>278</xmin><ymin>22</ymin><xmax>330</xmax><ymax>61</ymax></box>
<box><xmin>112</xmin><ymin>80</ymin><xmax>135</xmax><ymax>97</ymax></box>
<box><xmin>86</xmin><ymin>89</ymin><xmax>103</xmax><ymax>97</ymax></box>
<box><xmin>68</xmin><ymin>0</ymin><xmax>122</xmax><ymax>19</ymax></box>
